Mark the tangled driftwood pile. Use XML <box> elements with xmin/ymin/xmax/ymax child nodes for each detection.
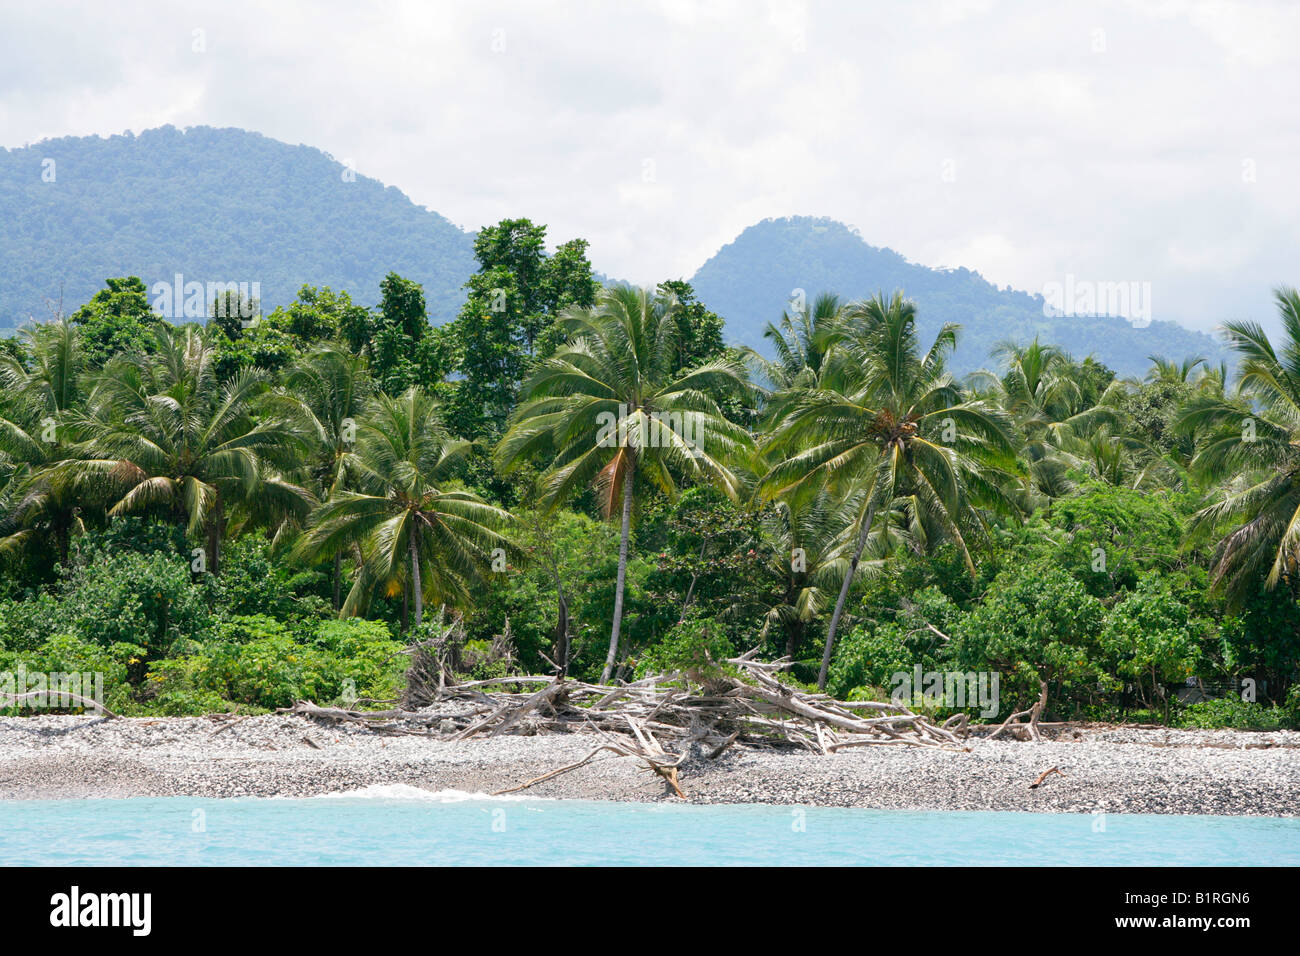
<box><xmin>280</xmin><ymin>648</ymin><xmax>971</xmax><ymax>797</ymax></box>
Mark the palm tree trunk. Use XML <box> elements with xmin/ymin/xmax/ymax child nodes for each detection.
<box><xmin>554</xmin><ymin>591</ymin><xmax>570</xmax><ymax>677</ymax></box>
<box><xmin>601</xmin><ymin>466</ymin><xmax>635</xmax><ymax>684</ymax></box>
<box><xmin>785</xmin><ymin>614</ymin><xmax>803</xmax><ymax>663</ymax></box>
<box><xmin>206</xmin><ymin>500</ymin><xmax>223</xmax><ymax>577</ymax></box>
<box><xmin>409</xmin><ymin>522</ymin><xmax>423</xmax><ymax>628</ymax></box>
<box><xmin>332</xmin><ymin>552</ymin><xmax>342</xmax><ymax>611</ymax></box>
<box><xmin>818</xmin><ymin>502</ymin><xmax>875</xmax><ymax>691</ymax></box>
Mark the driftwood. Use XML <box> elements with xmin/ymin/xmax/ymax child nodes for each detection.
<box><xmin>1</xmin><ymin>691</ymin><xmax>119</xmax><ymax>719</ymax></box>
<box><xmin>983</xmin><ymin>680</ymin><xmax>1049</xmax><ymax>743</ymax></box>
<box><xmin>1029</xmin><ymin>766</ymin><xmax>1064</xmax><ymax>789</ymax></box>
<box><xmin>280</xmin><ymin>653</ymin><xmax>973</xmax><ymax>794</ymax></box>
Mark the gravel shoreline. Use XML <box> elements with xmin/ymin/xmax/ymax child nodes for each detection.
<box><xmin>2</xmin><ymin>715</ymin><xmax>1298</xmax><ymax>816</ymax></box>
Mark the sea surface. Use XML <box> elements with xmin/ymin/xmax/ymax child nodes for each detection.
<box><xmin>2</xmin><ymin>786</ymin><xmax>1297</xmax><ymax>866</ymax></box>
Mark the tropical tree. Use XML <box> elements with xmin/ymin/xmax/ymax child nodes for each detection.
<box><xmin>0</xmin><ymin>317</ymin><xmax>90</xmax><ymax>564</ymax></box>
<box><xmin>267</xmin><ymin>345</ymin><xmax>372</xmax><ymax>606</ymax></box>
<box><xmin>497</xmin><ymin>285</ymin><xmax>755</xmax><ymax>682</ymax></box>
<box><xmin>749</xmin><ymin>291</ymin><xmax>844</xmax><ymax>391</ymax></box>
<box><xmin>756</xmin><ymin>488</ymin><xmax>858</xmax><ymax>663</ymax></box>
<box><xmin>1146</xmin><ymin>353</ymin><xmax>1208</xmax><ymax>385</ymax></box>
<box><xmin>74</xmin><ymin>325</ymin><xmax>310</xmax><ymax>574</ymax></box>
<box><xmin>297</xmin><ymin>386</ymin><xmax>514</xmax><ymax>627</ymax></box>
<box><xmin>763</xmin><ymin>291</ymin><xmax>1021</xmax><ymax>689</ymax></box>
<box><xmin>972</xmin><ymin>338</ymin><xmax>1121</xmax><ymax>500</ymax></box>
<box><xmin>1182</xmin><ymin>287</ymin><xmax>1300</xmax><ymax>604</ymax></box>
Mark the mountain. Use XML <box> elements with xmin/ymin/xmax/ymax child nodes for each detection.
<box><xmin>690</xmin><ymin>216</ymin><xmax>1230</xmax><ymax>377</ymax></box>
<box><xmin>1</xmin><ymin>128</ymin><xmax>1229</xmax><ymax>378</ymax></box>
<box><xmin>0</xmin><ymin>126</ymin><xmax>475</xmax><ymax>333</ymax></box>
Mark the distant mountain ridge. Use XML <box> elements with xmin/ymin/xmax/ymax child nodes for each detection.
<box><xmin>1</xmin><ymin>127</ymin><xmax>1228</xmax><ymax>376</ymax></box>
<box><xmin>0</xmin><ymin>125</ymin><xmax>476</xmax><ymax>330</ymax></box>
<box><xmin>689</xmin><ymin>217</ymin><xmax>1230</xmax><ymax>377</ymax></box>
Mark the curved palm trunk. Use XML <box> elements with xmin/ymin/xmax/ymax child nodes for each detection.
<box><xmin>408</xmin><ymin>521</ymin><xmax>423</xmax><ymax>628</ymax></box>
<box><xmin>817</xmin><ymin>502</ymin><xmax>876</xmax><ymax>691</ymax></box>
<box><xmin>601</xmin><ymin>466</ymin><xmax>635</xmax><ymax>684</ymax></box>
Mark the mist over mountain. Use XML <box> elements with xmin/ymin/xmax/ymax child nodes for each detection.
<box><xmin>689</xmin><ymin>217</ymin><xmax>1230</xmax><ymax>377</ymax></box>
<box><xmin>2</xmin><ymin>128</ymin><xmax>1228</xmax><ymax>376</ymax></box>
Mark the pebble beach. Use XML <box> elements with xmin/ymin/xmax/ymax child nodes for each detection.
<box><xmin>1</xmin><ymin>715</ymin><xmax>1298</xmax><ymax>816</ymax></box>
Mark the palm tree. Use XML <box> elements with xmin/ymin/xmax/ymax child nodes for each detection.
<box><xmin>749</xmin><ymin>292</ymin><xmax>843</xmax><ymax>389</ymax></box>
<box><xmin>0</xmin><ymin>318</ymin><xmax>91</xmax><ymax>564</ymax></box>
<box><xmin>0</xmin><ymin>316</ymin><xmax>83</xmax><ymax>416</ymax></box>
<box><xmin>497</xmin><ymin>285</ymin><xmax>755</xmax><ymax>682</ymax></box>
<box><xmin>763</xmin><ymin>291</ymin><xmax>1021</xmax><ymax>689</ymax></box>
<box><xmin>1146</xmin><ymin>353</ymin><xmax>1208</xmax><ymax>385</ymax></box>
<box><xmin>297</xmin><ymin>386</ymin><xmax>514</xmax><ymax>627</ymax></box>
<box><xmin>74</xmin><ymin>325</ymin><xmax>310</xmax><ymax>574</ymax></box>
<box><xmin>971</xmin><ymin>338</ymin><xmax>1122</xmax><ymax>500</ymax></box>
<box><xmin>266</xmin><ymin>345</ymin><xmax>372</xmax><ymax>607</ymax></box>
<box><xmin>1181</xmin><ymin>287</ymin><xmax>1300</xmax><ymax>603</ymax></box>
<box><xmin>756</xmin><ymin>488</ymin><xmax>865</xmax><ymax>664</ymax></box>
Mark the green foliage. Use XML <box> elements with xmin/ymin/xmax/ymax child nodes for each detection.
<box><xmin>68</xmin><ymin>277</ymin><xmax>163</xmax><ymax>366</ymax></box>
<box><xmin>448</xmin><ymin>219</ymin><xmax>597</xmax><ymax>439</ymax></box>
<box><xmin>633</xmin><ymin>615</ymin><xmax>735</xmax><ymax>680</ymax></box>
<box><xmin>953</xmin><ymin>565</ymin><xmax>1105</xmax><ymax>717</ymax></box>
<box><xmin>826</xmin><ymin>586</ymin><xmax>958</xmax><ymax>699</ymax></box>
<box><xmin>657</xmin><ymin>280</ymin><xmax>725</xmax><ymax>373</ymax></box>
<box><xmin>0</xmin><ymin>634</ymin><xmax>136</xmax><ymax>715</ymax></box>
<box><xmin>1176</xmin><ymin>697</ymin><xmax>1296</xmax><ymax>731</ymax></box>
<box><xmin>148</xmin><ymin>617</ymin><xmax>403</xmax><ymax>711</ymax></box>
<box><xmin>461</xmin><ymin>509</ymin><xmax>619</xmax><ymax>674</ymax></box>
<box><xmin>1099</xmin><ymin>575</ymin><xmax>1209</xmax><ymax>711</ymax></box>
<box><xmin>51</xmin><ymin>547</ymin><xmax>214</xmax><ymax>664</ymax></box>
<box><xmin>206</xmin><ymin>536</ymin><xmax>330</xmax><ymax>622</ymax></box>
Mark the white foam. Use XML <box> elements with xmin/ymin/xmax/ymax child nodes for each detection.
<box><xmin>312</xmin><ymin>783</ymin><xmax>545</xmax><ymax>802</ymax></box>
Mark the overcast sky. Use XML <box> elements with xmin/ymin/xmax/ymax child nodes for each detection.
<box><xmin>3</xmin><ymin>0</ymin><xmax>1298</xmax><ymax>334</ymax></box>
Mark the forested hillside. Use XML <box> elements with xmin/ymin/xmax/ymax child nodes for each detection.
<box><xmin>0</xmin><ymin>126</ymin><xmax>476</xmax><ymax>334</ymax></box>
<box><xmin>690</xmin><ymin>217</ymin><xmax>1231</xmax><ymax>376</ymax></box>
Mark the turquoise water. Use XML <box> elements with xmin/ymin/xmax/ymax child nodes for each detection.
<box><xmin>2</xmin><ymin>788</ymin><xmax>1297</xmax><ymax>866</ymax></box>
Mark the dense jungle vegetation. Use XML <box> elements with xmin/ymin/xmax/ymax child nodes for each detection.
<box><xmin>2</xmin><ymin>217</ymin><xmax>1298</xmax><ymax>728</ymax></box>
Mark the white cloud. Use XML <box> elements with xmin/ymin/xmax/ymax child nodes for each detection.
<box><xmin>1</xmin><ymin>0</ymin><xmax>1297</xmax><ymax>333</ymax></box>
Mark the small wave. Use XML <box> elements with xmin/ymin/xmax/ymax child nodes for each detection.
<box><xmin>312</xmin><ymin>783</ymin><xmax>545</xmax><ymax>802</ymax></box>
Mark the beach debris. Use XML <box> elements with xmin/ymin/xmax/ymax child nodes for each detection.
<box><xmin>0</xmin><ymin>691</ymin><xmax>119</xmax><ymax>719</ymax></box>
<box><xmin>277</xmin><ymin>649</ymin><xmax>969</xmax><ymax>795</ymax></box>
<box><xmin>1029</xmin><ymin>767</ymin><xmax>1065</xmax><ymax>789</ymax></box>
<box><xmin>983</xmin><ymin>680</ymin><xmax>1049</xmax><ymax>743</ymax></box>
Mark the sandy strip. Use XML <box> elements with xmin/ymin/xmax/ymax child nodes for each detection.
<box><xmin>1</xmin><ymin>715</ymin><xmax>1297</xmax><ymax>815</ymax></box>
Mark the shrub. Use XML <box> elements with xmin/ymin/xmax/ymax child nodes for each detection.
<box><xmin>953</xmin><ymin>564</ymin><xmax>1105</xmax><ymax>719</ymax></box>
<box><xmin>1176</xmin><ymin>697</ymin><xmax>1296</xmax><ymax>731</ymax></box>
<box><xmin>0</xmin><ymin>634</ymin><xmax>135</xmax><ymax>715</ymax></box>
<box><xmin>634</xmin><ymin>616</ymin><xmax>734</xmax><ymax>680</ymax></box>
<box><xmin>56</xmin><ymin>549</ymin><xmax>214</xmax><ymax>662</ymax></box>
<box><xmin>146</xmin><ymin>617</ymin><xmax>404</xmax><ymax>712</ymax></box>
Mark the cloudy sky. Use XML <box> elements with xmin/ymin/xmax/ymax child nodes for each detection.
<box><xmin>3</xmin><ymin>0</ymin><xmax>1298</xmax><ymax>334</ymax></box>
